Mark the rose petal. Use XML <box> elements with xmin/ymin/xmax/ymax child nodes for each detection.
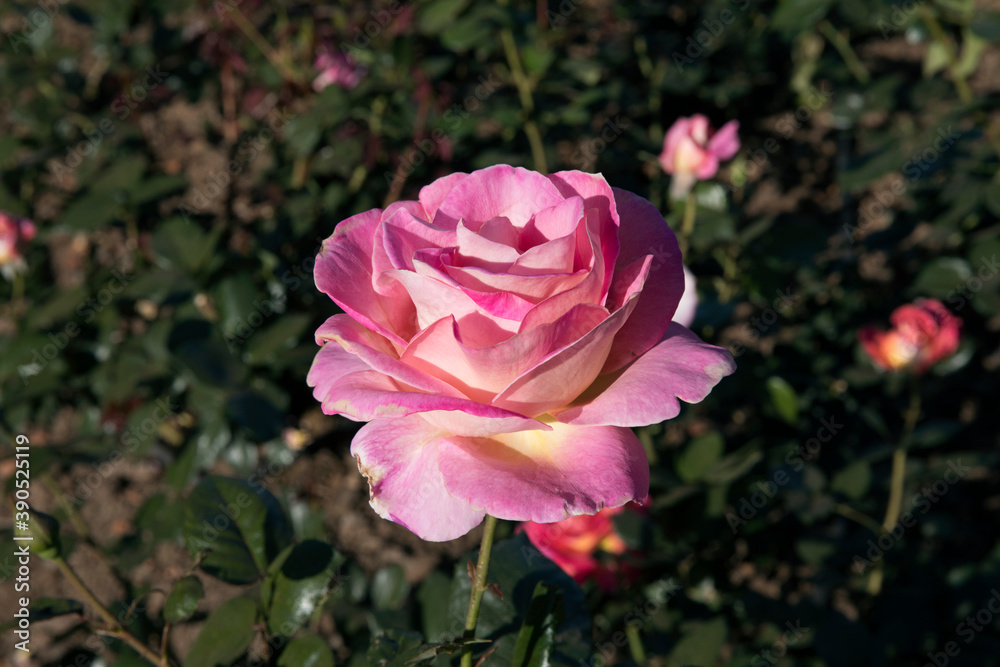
<box><xmin>351</xmin><ymin>415</ymin><xmax>485</xmax><ymax>542</ymax></box>
<box><xmin>436</xmin><ymin>164</ymin><xmax>564</xmax><ymax>229</ymax></box>
<box><xmin>315</xmin><ymin>209</ymin><xmax>416</xmax><ymax>346</ymax></box>
<box><xmin>707</xmin><ymin>120</ymin><xmax>741</xmax><ymax>161</ymax></box>
<box><xmin>602</xmin><ymin>188</ymin><xmax>684</xmax><ymax>373</ymax></box>
<box><xmin>491</xmin><ymin>260</ymin><xmax>648</xmax><ymax>416</ymax></box>
<box><xmin>437</xmin><ymin>421</ymin><xmax>649</xmax><ymax>523</ymax></box>
<box><xmin>401</xmin><ymin>304</ymin><xmax>609</xmax><ymax>403</ymax></box>
<box><xmin>673</xmin><ymin>266</ymin><xmax>698</xmax><ymax>327</ymax></box>
<box><xmin>552</xmin><ymin>322</ymin><xmax>736</xmax><ymax>427</ymax></box>
<box><xmin>419</xmin><ymin>172</ymin><xmax>468</xmax><ymax>225</ymax></box>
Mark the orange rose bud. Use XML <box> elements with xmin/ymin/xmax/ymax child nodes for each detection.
<box><xmin>858</xmin><ymin>299</ymin><xmax>961</xmax><ymax>374</ymax></box>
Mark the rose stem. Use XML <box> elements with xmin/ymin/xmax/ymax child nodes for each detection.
<box><xmin>461</xmin><ymin>514</ymin><xmax>500</xmax><ymax>667</ymax></box>
<box><xmin>53</xmin><ymin>557</ymin><xmax>167</xmax><ymax>665</ymax></box>
<box><xmin>869</xmin><ymin>381</ymin><xmax>921</xmax><ymax>595</ymax></box>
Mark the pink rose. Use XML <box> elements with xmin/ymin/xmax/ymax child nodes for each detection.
<box><xmin>859</xmin><ymin>299</ymin><xmax>961</xmax><ymax>374</ymax></box>
<box><xmin>659</xmin><ymin>115</ymin><xmax>740</xmax><ymax>199</ymax></box>
<box><xmin>308</xmin><ymin>165</ymin><xmax>735</xmax><ymax>541</ymax></box>
<box><xmin>0</xmin><ymin>211</ymin><xmax>37</xmax><ymax>281</ymax></box>
<box><xmin>312</xmin><ymin>50</ymin><xmax>365</xmax><ymax>92</ymax></box>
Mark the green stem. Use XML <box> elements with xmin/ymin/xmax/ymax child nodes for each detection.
<box><xmin>54</xmin><ymin>557</ymin><xmax>167</xmax><ymax>665</ymax></box>
<box><xmin>869</xmin><ymin>382</ymin><xmax>921</xmax><ymax>595</ymax></box>
<box><xmin>625</xmin><ymin>623</ymin><xmax>647</xmax><ymax>665</ymax></box>
<box><xmin>461</xmin><ymin>515</ymin><xmax>500</xmax><ymax>667</ymax></box>
<box><xmin>817</xmin><ymin>20</ymin><xmax>870</xmax><ymax>84</ymax></box>
<box><xmin>679</xmin><ymin>191</ymin><xmax>697</xmax><ymax>258</ymax></box>
<box><xmin>501</xmin><ymin>29</ymin><xmax>547</xmax><ymax>174</ymax></box>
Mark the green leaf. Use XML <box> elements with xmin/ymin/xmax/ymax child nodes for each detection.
<box><xmin>61</xmin><ymin>190</ymin><xmax>121</xmax><ymax>230</ymax></box>
<box><xmin>164</xmin><ymin>575</ymin><xmax>204</xmax><ymax>624</ymax></box>
<box><xmin>676</xmin><ymin>432</ymin><xmax>725</xmax><ymax>482</ymax></box>
<box><xmin>924</xmin><ymin>40</ymin><xmax>951</xmax><ymax>77</ymax></box>
<box><xmin>667</xmin><ymin>616</ymin><xmax>728</xmax><ymax>666</ymax></box>
<box><xmin>182</xmin><ymin>597</ymin><xmax>258</xmax><ymax>667</ymax></box>
<box><xmin>971</xmin><ymin>12</ymin><xmax>1000</xmax><ymax>41</ymax></box>
<box><xmin>704</xmin><ymin>443</ymin><xmax>765</xmax><ymax>485</ymax></box>
<box><xmin>263</xmin><ymin>540</ymin><xmax>345</xmax><ymax>636</ymax></box>
<box><xmin>372</xmin><ymin>563</ymin><xmax>411</xmax><ymax>611</ymax></box>
<box><xmin>767</xmin><ymin>376</ymin><xmax>799</xmax><ymax>424</ymax></box>
<box><xmin>912</xmin><ymin>257</ymin><xmax>972</xmax><ymax>298</ymax></box>
<box><xmin>183</xmin><ymin>476</ymin><xmax>293</xmax><ymax>585</ymax></box>
<box><xmin>366</xmin><ymin>630</ymin><xmax>425</xmax><ymax>667</ymax></box>
<box><xmin>771</xmin><ymin>0</ymin><xmax>833</xmax><ymax>34</ymax></box>
<box><xmin>447</xmin><ymin>534</ymin><xmax>591</xmax><ymax>666</ymax></box>
<box><xmin>278</xmin><ymin>635</ymin><xmax>335</xmax><ymax>667</ymax></box>
<box><xmin>831</xmin><ymin>460</ymin><xmax>872</xmax><ymax>500</ymax></box>
<box><xmin>510</xmin><ymin>582</ymin><xmax>563</xmax><ymax>667</ymax></box>
<box><xmin>419</xmin><ymin>0</ymin><xmax>470</xmax><ymax>34</ymax></box>
<box><xmin>245</xmin><ymin>313</ymin><xmax>311</xmax><ymax>365</ymax></box>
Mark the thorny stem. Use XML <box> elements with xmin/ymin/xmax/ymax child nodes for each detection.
<box><xmin>53</xmin><ymin>557</ymin><xmax>168</xmax><ymax>665</ymax></box>
<box><xmin>461</xmin><ymin>515</ymin><xmax>500</xmax><ymax>667</ymax></box>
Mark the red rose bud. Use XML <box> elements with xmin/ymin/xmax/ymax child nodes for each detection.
<box><xmin>858</xmin><ymin>298</ymin><xmax>961</xmax><ymax>374</ymax></box>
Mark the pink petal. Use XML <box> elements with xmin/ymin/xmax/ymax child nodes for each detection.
<box><xmin>376</xmin><ymin>207</ymin><xmax>455</xmax><ymax>274</ymax></box>
<box><xmin>672</xmin><ymin>266</ymin><xmax>699</xmax><ymax>328</ymax></box>
<box><xmin>490</xmin><ymin>264</ymin><xmax>647</xmax><ymax>417</ymax></box>
<box><xmin>315</xmin><ymin>209</ymin><xmax>416</xmax><ymax>346</ymax></box>
<box><xmin>436</xmin><ymin>164</ymin><xmax>564</xmax><ymax>229</ymax></box>
<box><xmin>454</xmin><ymin>219</ymin><xmax>520</xmax><ymax>271</ymax></box>
<box><xmin>659</xmin><ymin>118</ymin><xmax>693</xmax><ymax>174</ymax></box>
<box><xmin>309</xmin><ymin>317</ymin><xmax>545</xmax><ymax>435</ymax></box>
<box><xmin>552</xmin><ymin>322</ymin><xmax>736</xmax><ymax>427</ymax></box>
<box><xmin>401</xmin><ymin>304</ymin><xmax>608</xmax><ymax>403</ymax></box>
<box><xmin>545</xmin><ymin>172</ymin><xmax>620</xmax><ymax>301</ymax></box>
<box><xmin>602</xmin><ymin>188</ymin><xmax>684</xmax><ymax>373</ymax></box>
<box><xmin>520</xmin><ymin>196</ymin><xmax>585</xmax><ymax>246</ymax></box>
<box><xmin>351</xmin><ymin>415</ymin><xmax>485</xmax><ymax>541</ymax></box>
<box><xmin>707</xmin><ymin>120</ymin><xmax>740</xmax><ymax>161</ymax></box>
<box><xmin>419</xmin><ymin>172</ymin><xmax>468</xmax><ymax>225</ymax></box>
<box><xmin>437</xmin><ymin>421</ymin><xmax>649</xmax><ymax>523</ymax></box>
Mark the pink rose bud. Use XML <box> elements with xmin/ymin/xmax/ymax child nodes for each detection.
<box><xmin>308</xmin><ymin>165</ymin><xmax>736</xmax><ymax>541</ymax></box>
<box><xmin>0</xmin><ymin>211</ymin><xmax>37</xmax><ymax>281</ymax></box>
<box><xmin>659</xmin><ymin>115</ymin><xmax>740</xmax><ymax>199</ymax></box>
<box><xmin>312</xmin><ymin>50</ymin><xmax>365</xmax><ymax>92</ymax></box>
<box><xmin>859</xmin><ymin>299</ymin><xmax>961</xmax><ymax>374</ymax></box>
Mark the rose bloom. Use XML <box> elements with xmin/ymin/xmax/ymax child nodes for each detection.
<box><xmin>659</xmin><ymin>115</ymin><xmax>739</xmax><ymax>199</ymax></box>
<box><xmin>308</xmin><ymin>165</ymin><xmax>735</xmax><ymax>541</ymax></box>
<box><xmin>0</xmin><ymin>211</ymin><xmax>37</xmax><ymax>281</ymax></box>
<box><xmin>859</xmin><ymin>299</ymin><xmax>961</xmax><ymax>374</ymax></box>
<box><xmin>312</xmin><ymin>50</ymin><xmax>365</xmax><ymax>92</ymax></box>
<box><xmin>521</xmin><ymin>504</ymin><xmax>639</xmax><ymax>590</ymax></box>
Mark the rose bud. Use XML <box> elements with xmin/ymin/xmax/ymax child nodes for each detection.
<box><xmin>859</xmin><ymin>298</ymin><xmax>961</xmax><ymax>374</ymax></box>
<box><xmin>659</xmin><ymin>115</ymin><xmax>740</xmax><ymax>199</ymax></box>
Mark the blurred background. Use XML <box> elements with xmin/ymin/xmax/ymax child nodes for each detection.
<box><xmin>1</xmin><ymin>0</ymin><xmax>1000</xmax><ymax>665</ymax></box>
